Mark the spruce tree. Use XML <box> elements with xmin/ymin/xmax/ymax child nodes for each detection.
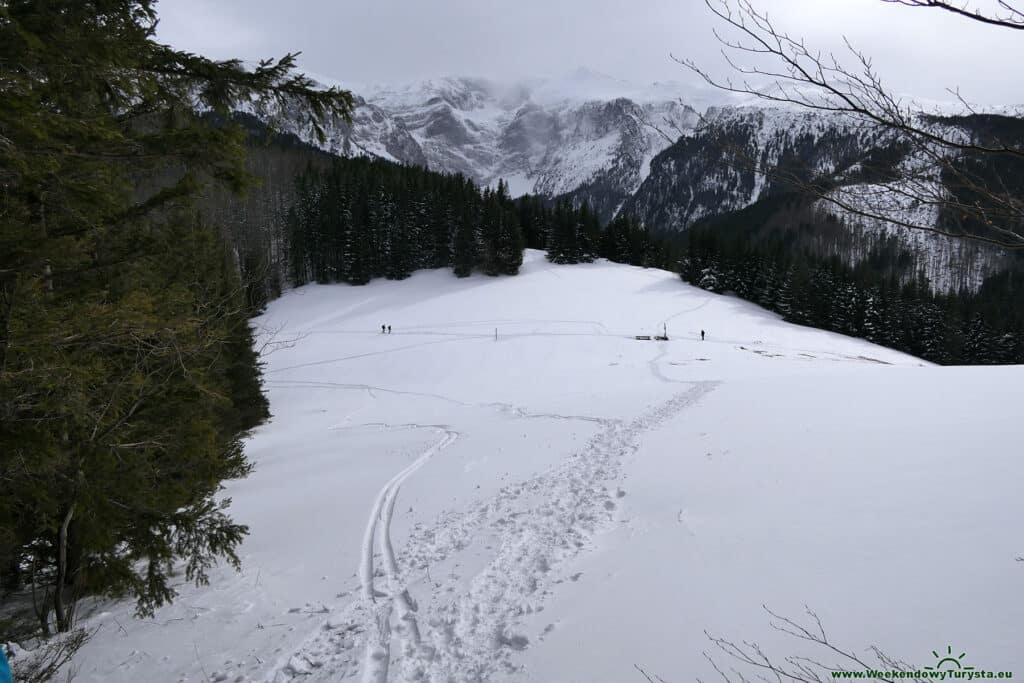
<box><xmin>0</xmin><ymin>0</ymin><xmax>352</xmax><ymax>633</ymax></box>
<box><xmin>962</xmin><ymin>314</ymin><xmax>995</xmax><ymax>363</ymax></box>
<box><xmin>453</xmin><ymin>201</ymin><xmax>478</xmax><ymax>278</ymax></box>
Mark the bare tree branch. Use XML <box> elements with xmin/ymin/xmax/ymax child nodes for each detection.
<box><xmin>672</xmin><ymin>0</ymin><xmax>1024</xmax><ymax>249</ymax></box>
<box><xmin>677</xmin><ymin>1</ymin><xmax>1023</xmax><ymax>158</ymax></box>
<box><xmin>702</xmin><ymin>606</ymin><xmax>926</xmax><ymax>682</ymax></box>
<box><xmin>882</xmin><ymin>0</ymin><xmax>1024</xmax><ymax>30</ymax></box>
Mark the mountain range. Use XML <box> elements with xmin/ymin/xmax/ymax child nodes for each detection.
<box><xmin>258</xmin><ymin>68</ymin><xmax>1021</xmax><ymax>294</ymax></box>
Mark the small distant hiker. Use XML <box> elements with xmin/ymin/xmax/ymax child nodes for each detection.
<box><xmin>700</xmin><ymin>329</ymin><xmax>705</xmax><ymax>341</ymax></box>
<box><xmin>387</xmin><ymin>325</ymin><xmax>392</xmax><ymax>335</ymax></box>
<box><xmin>381</xmin><ymin>324</ymin><xmax>385</xmax><ymax>334</ymax></box>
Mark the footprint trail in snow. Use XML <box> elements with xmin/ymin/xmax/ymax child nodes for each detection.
<box><xmin>268</xmin><ymin>383</ymin><xmax>716</xmax><ymax>682</ymax></box>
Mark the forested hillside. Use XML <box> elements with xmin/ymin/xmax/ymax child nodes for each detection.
<box><xmin>676</xmin><ymin>195</ymin><xmax>1024</xmax><ymax>364</ymax></box>
<box><xmin>206</xmin><ymin>118</ymin><xmax>670</xmax><ymax>294</ymax></box>
<box><xmin>201</xmin><ymin>114</ymin><xmax>1024</xmax><ymax>368</ymax></box>
<box><xmin>614</xmin><ymin>108</ymin><xmax>1024</xmax><ymax>366</ymax></box>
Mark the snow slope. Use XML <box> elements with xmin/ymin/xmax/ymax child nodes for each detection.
<box><xmin>69</xmin><ymin>251</ymin><xmax>1023</xmax><ymax>682</ymax></box>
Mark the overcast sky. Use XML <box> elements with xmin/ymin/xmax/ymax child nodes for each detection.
<box><xmin>156</xmin><ymin>0</ymin><xmax>1024</xmax><ymax>105</ymax></box>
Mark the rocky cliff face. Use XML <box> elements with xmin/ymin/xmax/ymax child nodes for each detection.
<box><xmin>623</xmin><ymin>107</ymin><xmax>883</xmax><ymax>230</ymax></box>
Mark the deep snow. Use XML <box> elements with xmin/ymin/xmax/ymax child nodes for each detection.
<box><xmin>68</xmin><ymin>250</ymin><xmax>1023</xmax><ymax>682</ymax></box>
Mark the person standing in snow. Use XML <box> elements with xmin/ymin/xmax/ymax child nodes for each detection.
<box><xmin>387</xmin><ymin>325</ymin><xmax>392</xmax><ymax>334</ymax></box>
<box><xmin>701</xmin><ymin>329</ymin><xmax>705</xmax><ymax>341</ymax></box>
<box><xmin>381</xmin><ymin>324</ymin><xmax>385</xmax><ymax>334</ymax></box>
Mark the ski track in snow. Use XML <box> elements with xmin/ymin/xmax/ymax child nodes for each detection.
<box><xmin>266</xmin><ymin>369</ymin><xmax>717</xmax><ymax>682</ymax></box>
<box><xmin>360</xmin><ymin>427</ymin><xmax>459</xmax><ymax>683</ymax></box>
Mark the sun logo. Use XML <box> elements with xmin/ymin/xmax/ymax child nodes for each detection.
<box><xmin>925</xmin><ymin>645</ymin><xmax>974</xmax><ymax>671</ymax></box>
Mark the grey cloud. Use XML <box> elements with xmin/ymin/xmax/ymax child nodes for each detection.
<box><xmin>155</xmin><ymin>0</ymin><xmax>1024</xmax><ymax>104</ymax></box>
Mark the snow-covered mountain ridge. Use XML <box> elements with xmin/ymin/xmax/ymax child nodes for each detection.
<box><xmin>258</xmin><ymin>70</ymin><xmax>709</xmax><ymax>219</ymax></box>
<box><xmin>250</xmin><ymin>71</ymin><xmax>1023</xmax><ymax>293</ymax></box>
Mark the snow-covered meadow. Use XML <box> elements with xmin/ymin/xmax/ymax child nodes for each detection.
<box><xmin>71</xmin><ymin>250</ymin><xmax>1023</xmax><ymax>682</ymax></box>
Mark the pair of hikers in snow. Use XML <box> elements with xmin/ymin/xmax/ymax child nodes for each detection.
<box><xmin>381</xmin><ymin>324</ymin><xmax>391</xmax><ymax>334</ymax></box>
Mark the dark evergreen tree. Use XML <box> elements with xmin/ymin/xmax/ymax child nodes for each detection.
<box><xmin>962</xmin><ymin>314</ymin><xmax>996</xmax><ymax>363</ymax></box>
<box><xmin>453</xmin><ymin>201</ymin><xmax>478</xmax><ymax>278</ymax></box>
<box><xmin>284</xmin><ymin>165</ymin><xmax>532</xmax><ymax>283</ymax></box>
<box><xmin>0</xmin><ymin>0</ymin><xmax>352</xmax><ymax>634</ymax></box>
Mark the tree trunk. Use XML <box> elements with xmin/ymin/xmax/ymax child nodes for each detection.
<box><xmin>54</xmin><ymin>504</ymin><xmax>75</xmax><ymax>633</ymax></box>
<box><xmin>0</xmin><ymin>273</ymin><xmax>14</xmax><ymax>372</ymax></box>
<box><xmin>30</xmin><ymin>554</ymin><xmax>52</xmax><ymax>637</ymax></box>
